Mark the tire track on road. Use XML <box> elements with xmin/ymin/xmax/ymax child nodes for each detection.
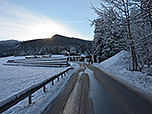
<box><xmin>43</xmin><ymin>64</ymin><xmax>94</xmax><ymax>114</ymax></box>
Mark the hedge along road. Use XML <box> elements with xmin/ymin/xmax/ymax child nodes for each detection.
<box><xmin>43</xmin><ymin>63</ymin><xmax>152</xmax><ymax>114</ymax></box>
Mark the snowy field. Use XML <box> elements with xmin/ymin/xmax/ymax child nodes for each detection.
<box><xmin>0</xmin><ymin>56</ymin><xmax>78</xmax><ymax>114</ymax></box>
<box><xmin>95</xmin><ymin>51</ymin><xmax>152</xmax><ymax>100</ymax></box>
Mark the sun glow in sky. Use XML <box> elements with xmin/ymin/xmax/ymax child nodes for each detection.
<box><xmin>0</xmin><ymin>0</ymin><xmax>99</xmax><ymax>41</ymax></box>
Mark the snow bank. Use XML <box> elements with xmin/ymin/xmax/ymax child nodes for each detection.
<box><xmin>100</xmin><ymin>50</ymin><xmax>126</xmax><ymax>68</ymax></box>
<box><xmin>95</xmin><ymin>50</ymin><xmax>152</xmax><ymax>101</ymax></box>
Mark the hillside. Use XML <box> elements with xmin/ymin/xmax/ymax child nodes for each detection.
<box><xmin>0</xmin><ymin>40</ymin><xmax>20</xmax><ymax>57</ymax></box>
<box><xmin>0</xmin><ymin>40</ymin><xmax>20</xmax><ymax>49</ymax></box>
<box><xmin>17</xmin><ymin>34</ymin><xmax>90</xmax><ymax>47</ymax></box>
<box><xmin>0</xmin><ymin>34</ymin><xmax>92</xmax><ymax>56</ymax></box>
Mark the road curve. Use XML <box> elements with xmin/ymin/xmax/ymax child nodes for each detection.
<box><xmin>42</xmin><ymin>63</ymin><xmax>152</xmax><ymax>114</ymax></box>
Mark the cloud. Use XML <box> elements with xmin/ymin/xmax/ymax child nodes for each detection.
<box><xmin>0</xmin><ymin>1</ymin><xmax>89</xmax><ymax>41</ymax></box>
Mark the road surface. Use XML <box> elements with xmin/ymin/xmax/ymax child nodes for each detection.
<box><xmin>42</xmin><ymin>63</ymin><xmax>152</xmax><ymax>114</ymax></box>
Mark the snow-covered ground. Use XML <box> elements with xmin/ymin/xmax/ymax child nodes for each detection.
<box><xmin>94</xmin><ymin>50</ymin><xmax>152</xmax><ymax>100</ymax></box>
<box><xmin>0</xmin><ymin>56</ymin><xmax>78</xmax><ymax>114</ymax></box>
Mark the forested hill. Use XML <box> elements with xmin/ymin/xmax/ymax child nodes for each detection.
<box><xmin>0</xmin><ymin>40</ymin><xmax>20</xmax><ymax>57</ymax></box>
<box><xmin>49</xmin><ymin>34</ymin><xmax>91</xmax><ymax>46</ymax></box>
<box><xmin>13</xmin><ymin>34</ymin><xmax>92</xmax><ymax>56</ymax></box>
<box><xmin>18</xmin><ymin>34</ymin><xmax>91</xmax><ymax>47</ymax></box>
<box><xmin>0</xmin><ymin>40</ymin><xmax>20</xmax><ymax>49</ymax></box>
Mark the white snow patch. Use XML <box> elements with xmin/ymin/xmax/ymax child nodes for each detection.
<box><xmin>100</xmin><ymin>50</ymin><xmax>126</xmax><ymax>68</ymax></box>
<box><xmin>0</xmin><ymin>56</ymin><xmax>65</xmax><ymax>101</ymax></box>
<box><xmin>0</xmin><ymin>56</ymin><xmax>79</xmax><ymax>114</ymax></box>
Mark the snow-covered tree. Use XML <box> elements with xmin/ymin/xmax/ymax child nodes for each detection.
<box><xmin>92</xmin><ymin>0</ymin><xmax>152</xmax><ymax>74</ymax></box>
<box><xmin>130</xmin><ymin>3</ymin><xmax>152</xmax><ymax>74</ymax></box>
<box><xmin>92</xmin><ymin>6</ymin><xmax>126</xmax><ymax>58</ymax></box>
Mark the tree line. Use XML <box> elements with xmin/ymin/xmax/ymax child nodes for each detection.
<box><xmin>92</xmin><ymin>0</ymin><xmax>152</xmax><ymax>75</ymax></box>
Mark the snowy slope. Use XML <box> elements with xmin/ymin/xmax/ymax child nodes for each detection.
<box><xmin>100</xmin><ymin>50</ymin><xmax>126</xmax><ymax>69</ymax></box>
<box><xmin>95</xmin><ymin>50</ymin><xmax>152</xmax><ymax>101</ymax></box>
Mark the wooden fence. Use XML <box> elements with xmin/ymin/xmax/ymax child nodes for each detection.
<box><xmin>0</xmin><ymin>67</ymin><xmax>73</xmax><ymax>113</ymax></box>
<box><xmin>5</xmin><ymin>58</ymin><xmax>70</xmax><ymax>67</ymax></box>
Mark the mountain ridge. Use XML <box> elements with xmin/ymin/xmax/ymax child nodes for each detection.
<box><xmin>0</xmin><ymin>34</ymin><xmax>92</xmax><ymax>57</ymax></box>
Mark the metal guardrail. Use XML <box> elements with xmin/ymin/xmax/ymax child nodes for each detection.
<box><xmin>0</xmin><ymin>67</ymin><xmax>73</xmax><ymax>113</ymax></box>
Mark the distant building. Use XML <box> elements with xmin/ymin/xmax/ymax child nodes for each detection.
<box><xmin>69</xmin><ymin>47</ymin><xmax>77</xmax><ymax>55</ymax></box>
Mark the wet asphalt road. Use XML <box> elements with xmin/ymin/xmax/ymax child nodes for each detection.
<box><xmin>43</xmin><ymin>63</ymin><xmax>152</xmax><ymax>114</ymax></box>
<box><xmin>87</xmin><ymin>64</ymin><xmax>152</xmax><ymax>114</ymax></box>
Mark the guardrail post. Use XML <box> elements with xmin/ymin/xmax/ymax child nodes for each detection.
<box><xmin>29</xmin><ymin>95</ymin><xmax>32</xmax><ymax>104</ymax></box>
<box><xmin>57</xmin><ymin>77</ymin><xmax>60</xmax><ymax>81</ymax></box>
<box><xmin>43</xmin><ymin>85</ymin><xmax>46</xmax><ymax>93</ymax></box>
<box><xmin>52</xmin><ymin>80</ymin><xmax>54</xmax><ymax>85</ymax></box>
<box><xmin>61</xmin><ymin>74</ymin><xmax>63</xmax><ymax>78</ymax></box>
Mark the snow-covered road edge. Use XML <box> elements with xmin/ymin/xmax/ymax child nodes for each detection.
<box><xmin>25</xmin><ymin>63</ymin><xmax>79</xmax><ymax>114</ymax></box>
<box><xmin>94</xmin><ymin>51</ymin><xmax>152</xmax><ymax>103</ymax></box>
<box><xmin>95</xmin><ymin>66</ymin><xmax>152</xmax><ymax>102</ymax></box>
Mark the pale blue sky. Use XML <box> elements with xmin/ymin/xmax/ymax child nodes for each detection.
<box><xmin>0</xmin><ymin>0</ymin><xmax>100</xmax><ymax>41</ymax></box>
